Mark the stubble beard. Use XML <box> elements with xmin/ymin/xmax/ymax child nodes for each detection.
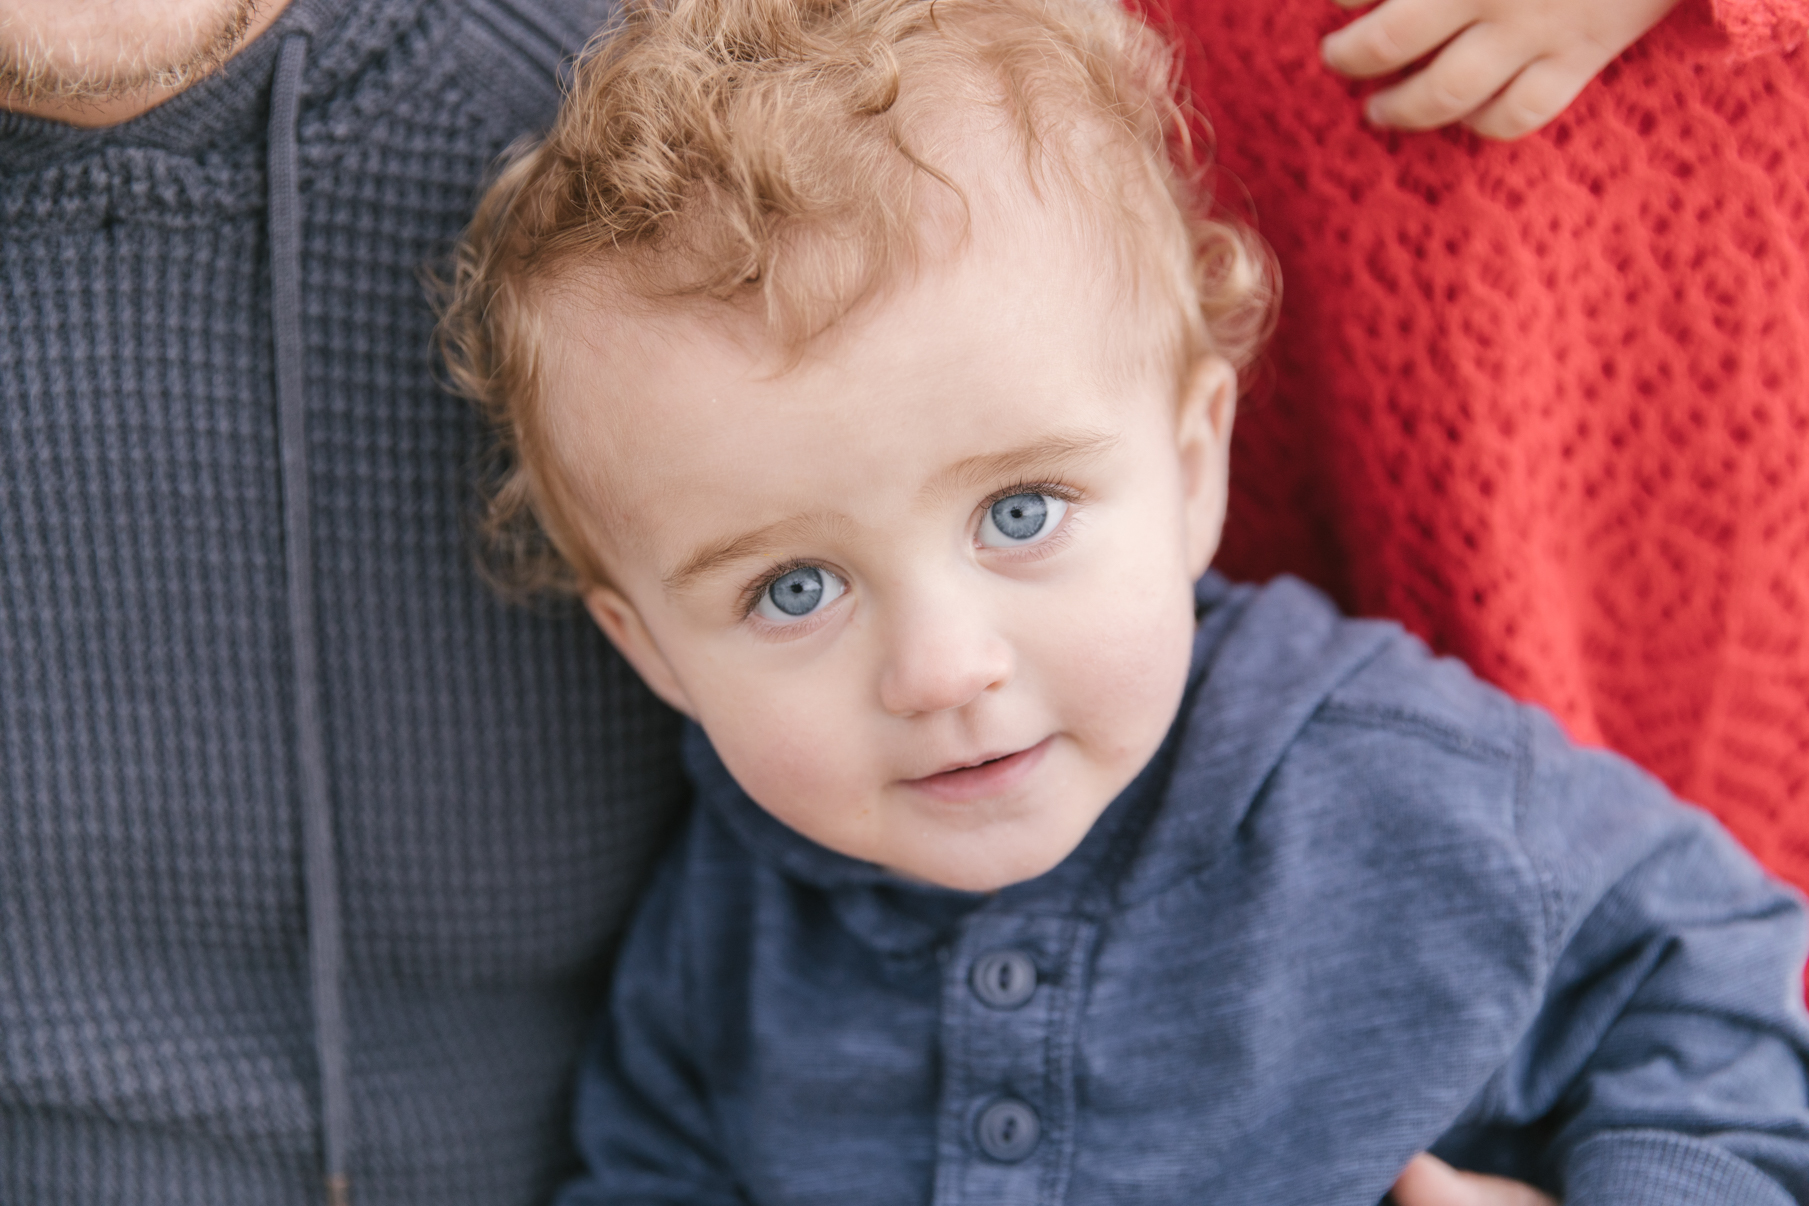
<box><xmin>0</xmin><ymin>1</ymin><xmax>266</xmax><ymax>105</ymax></box>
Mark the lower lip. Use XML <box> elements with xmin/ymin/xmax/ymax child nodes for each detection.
<box><xmin>902</xmin><ymin>737</ymin><xmax>1053</xmax><ymax>804</ymax></box>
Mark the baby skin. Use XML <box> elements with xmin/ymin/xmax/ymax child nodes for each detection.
<box><xmin>561</xmin><ymin>169</ymin><xmax>1230</xmax><ymax>896</ymax></box>
<box><xmin>545</xmin><ymin>101</ymin><xmax>1553</xmax><ymax>1206</ymax></box>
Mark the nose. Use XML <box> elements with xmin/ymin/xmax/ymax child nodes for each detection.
<box><xmin>877</xmin><ymin>593</ymin><xmax>1014</xmax><ymax>718</ymax></box>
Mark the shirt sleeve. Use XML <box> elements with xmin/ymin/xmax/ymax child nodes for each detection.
<box><xmin>1709</xmin><ymin>0</ymin><xmax>1809</xmax><ymax>58</ymax></box>
<box><xmin>553</xmin><ymin>843</ymin><xmax>749</xmax><ymax>1206</ymax></box>
<box><xmin>1460</xmin><ymin>708</ymin><xmax>1809</xmax><ymax>1204</ymax></box>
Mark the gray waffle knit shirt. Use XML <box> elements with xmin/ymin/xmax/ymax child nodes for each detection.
<box><xmin>0</xmin><ymin>1</ymin><xmax>687</xmax><ymax>1203</ymax></box>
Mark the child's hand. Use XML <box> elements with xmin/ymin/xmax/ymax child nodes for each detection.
<box><xmin>1320</xmin><ymin>0</ymin><xmax>1683</xmax><ymax>138</ymax></box>
<box><xmin>1390</xmin><ymin>1153</ymin><xmax>1557</xmax><ymax>1206</ymax></box>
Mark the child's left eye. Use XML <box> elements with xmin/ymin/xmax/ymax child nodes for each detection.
<box><xmin>978</xmin><ymin>492</ymin><xmax>1068</xmax><ymax>548</ymax></box>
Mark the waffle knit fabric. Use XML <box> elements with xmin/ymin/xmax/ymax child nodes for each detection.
<box><xmin>1165</xmin><ymin>0</ymin><xmax>1809</xmax><ymax>896</ymax></box>
<box><xmin>0</xmin><ymin>1</ymin><xmax>688</xmax><ymax>1203</ymax></box>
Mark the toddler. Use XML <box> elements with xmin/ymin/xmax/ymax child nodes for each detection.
<box><xmin>440</xmin><ymin>0</ymin><xmax>1809</xmax><ymax>1201</ymax></box>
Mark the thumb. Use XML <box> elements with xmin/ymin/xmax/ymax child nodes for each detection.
<box><xmin>1390</xmin><ymin>1153</ymin><xmax>1558</xmax><ymax>1206</ymax></box>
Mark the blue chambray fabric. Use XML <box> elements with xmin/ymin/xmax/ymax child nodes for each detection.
<box><xmin>559</xmin><ymin>573</ymin><xmax>1809</xmax><ymax>1206</ymax></box>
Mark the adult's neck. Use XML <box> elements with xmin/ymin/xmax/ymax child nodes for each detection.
<box><xmin>0</xmin><ymin>0</ymin><xmax>293</xmax><ymax>128</ymax></box>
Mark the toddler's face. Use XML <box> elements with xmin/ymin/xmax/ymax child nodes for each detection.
<box><xmin>543</xmin><ymin>194</ymin><xmax>1234</xmax><ymax>892</ymax></box>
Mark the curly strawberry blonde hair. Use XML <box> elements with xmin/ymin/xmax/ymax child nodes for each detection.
<box><xmin>438</xmin><ymin>0</ymin><xmax>1275</xmax><ymax>598</ymax></box>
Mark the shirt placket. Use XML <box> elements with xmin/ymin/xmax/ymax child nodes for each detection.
<box><xmin>930</xmin><ymin>912</ymin><xmax>1096</xmax><ymax>1206</ymax></box>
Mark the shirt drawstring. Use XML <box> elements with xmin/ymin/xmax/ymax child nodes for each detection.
<box><xmin>268</xmin><ymin>28</ymin><xmax>352</xmax><ymax>1206</ymax></box>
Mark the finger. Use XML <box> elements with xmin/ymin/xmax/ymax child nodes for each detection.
<box><xmin>1391</xmin><ymin>1153</ymin><xmax>1475</xmax><ymax>1206</ymax></box>
<box><xmin>1463</xmin><ymin>53</ymin><xmax>1601</xmax><ymax>140</ymax></box>
<box><xmin>1391</xmin><ymin>1152</ymin><xmax>1558</xmax><ymax>1206</ymax></box>
<box><xmin>1328</xmin><ymin>0</ymin><xmax>1384</xmax><ymax>10</ymax></box>
<box><xmin>1321</xmin><ymin>0</ymin><xmax>1477</xmax><ymax>80</ymax></box>
<box><xmin>1362</xmin><ymin>20</ymin><xmax>1525</xmax><ymax>130</ymax></box>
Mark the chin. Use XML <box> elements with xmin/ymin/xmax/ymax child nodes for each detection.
<box><xmin>908</xmin><ymin>840</ymin><xmax>1075</xmax><ymax>894</ymax></box>
<box><xmin>2</xmin><ymin>0</ymin><xmax>262</xmax><ymax>103</ymax></box>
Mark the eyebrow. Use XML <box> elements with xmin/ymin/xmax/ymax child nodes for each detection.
<box><xmin>661</xmin><ymin>428</ymin><xmax>1120</xmax><ymax>594</ymax></box>
<box><xmin>663</xmin><ymin>514</ymin><xmax>837</xmax><ymax>595</ymax></box>
<box><xmin>927</xmin><ymin>428</ymin><xmax>1120</xmax><ymax>500</ymax></box>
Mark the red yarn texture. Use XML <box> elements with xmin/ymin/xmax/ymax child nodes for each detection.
<box><xmin>1156</xmin><ymin>0</ymin><xmax>1809</xmax><ymax>891</ymax></box>
<box><xmin>1716</xmin><ymin>0</ymin><xmax>1809</xmax><ymax>56</ymax></box>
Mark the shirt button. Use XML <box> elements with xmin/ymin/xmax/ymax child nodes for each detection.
<box><xmin>970</xmin><ymin>949</ymin><xmax>1037</xmax><ymax>1009</ymax></box>
<box><xmin>975</xmin><ymin>1098</ymin><xmax>1041</xmax><ymax>1163</ymax></box>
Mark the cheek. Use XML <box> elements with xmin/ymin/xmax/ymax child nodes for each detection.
<box><xmin>716</xmin><ymin>721</ymin><xmax>840</xmax><ymax>800</ymax></box>
<box><xmin>686</xmin><ymin>655</ymin><xmax>877</xmax><ymax>829</ymax></box>
<box><xmin>709</xmin><ymin>718</ymin><xmax>886</xmax><ymax>862</ymax></box>
<box><xmin>1033</xmin><ymin>544</ymin><xmax>1197</xmax><ymax>749</ymax></box>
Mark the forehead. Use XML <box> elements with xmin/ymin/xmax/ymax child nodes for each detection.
<box><xmin>536</xmin><ymin>172</ymin><xmax>1174</xmax><ymax>571</ymax></box>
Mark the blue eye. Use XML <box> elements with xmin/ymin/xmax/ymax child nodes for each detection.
<box><xmin>754</xmin><ymin>565</ymin><xmax>846</xmax><ymax>623</ymax></box>
<box><xmin>979</xmin><ymin>492</ymin><xmax>1068</xmax><ymax>548</ymax></box>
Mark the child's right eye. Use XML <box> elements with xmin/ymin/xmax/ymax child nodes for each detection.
<box><xmin>753</xmin><ymin>566</ymin><xmax>846</xmax><ymax>624</ymax></box>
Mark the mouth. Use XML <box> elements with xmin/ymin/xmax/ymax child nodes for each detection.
<box><xmin>901</xmin><ymin>736</ymin><xmax>1053</xmax><ymax>804</ymax></box>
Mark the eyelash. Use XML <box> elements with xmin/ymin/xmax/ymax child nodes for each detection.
<box><xmin>736</xmin><ymin>481</ymin><xmax>1085</xmax><ymax>621</ymax></box>
<box><xmin>980</xmin><ymin>480</ymin><xmax>1082</xmax><ymax>512</ymax></box>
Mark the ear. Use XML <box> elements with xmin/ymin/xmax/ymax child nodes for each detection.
<box><xmin>583</xmin><ymin>585</ymin><xmax>698</xmax><ymax>718</ymax></box>
<box><xmin>1174</xmin><ymin>355</ymin><xmax>1237</xmax><ymax>578</ymax></box>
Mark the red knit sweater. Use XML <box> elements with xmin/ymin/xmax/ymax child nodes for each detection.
<box><xmin>1159</xmin><ymin>0</ymin><xmax>1809</xmax><ymax>889</ymax></box>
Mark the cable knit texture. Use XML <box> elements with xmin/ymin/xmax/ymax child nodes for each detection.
<box><xmin>0</xmin><ymin>1</ymin><xmax>686</xmax><ymax>1203</ymax></box>
<box><xmin>1161</xmin><ymin>0</ymin><xmax>1809</xmax><ymax>898</ymax></box>
<box><xmin>1715</xmin><ymin>0</ymin><xmax>1809</xmax><ymax>57</ymax></box>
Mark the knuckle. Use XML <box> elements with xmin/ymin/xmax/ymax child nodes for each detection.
<box><xmin>1493</xmin><ymin>109</ymin><xmax>1544</xmax><ymax>139</ymax></box>
<box><xmin>1493</xmin><ymin>66</ymin><xmax>1580</xmax><ymax>136</ymax></box>
<box><xmin>1523</xmin><ymin>67</ymin><xmax>1580</xmax><ymax>112</ymax></box>
<box><xmin>1331</xmin><ymin>13</ymin><xmax>1409</xmax><ymax>73</ymax></box>
<box><xmin>1390</xmin><ymin>73</ymin><xmax>1472</xmax><ymax>127</ymax></box>
<box><xmin>1507</xmin><ymin>103</ymin><xmax>1558</xmax><ymax>137</ymax></box>
<box><xmin>1425</xmin><ymin>79</ymin><xmax>1471</xmax><ymax>120</ymax></box>
<box><xmin>1364</xmin><ymin>19</ymin><xmax>1408</xmax><ymax>63</ymax></box>
<box><xmin>1472</xmin><ymin>93</ymin><xmax>1553</xmax><ymax>140</ymax></box>
<box><xmin>1468</xmin><ymin>111</ymin><xmax>1515</xmax><ymax>139</ymax></box>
